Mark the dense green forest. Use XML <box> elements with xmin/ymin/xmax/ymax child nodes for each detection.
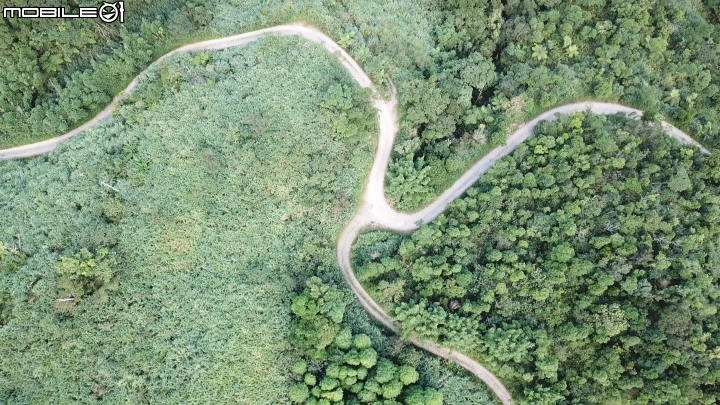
<box><xmin>384</xmin><ymin>0</ymin><xmax>720</xmax><ymax>211</ymax></box>
<box><xmin>0</xmin><ymin>35</ymin><xmax>497</xmax><ymax>404</ymax></box>
<box><xmin>289</xmin><ymin>277</ymin><xmax>448</xmax><ymax>405</ymax></box>
<box><xmin>354</xmin><ymin>113</ymin><xmax>720</xmax><ymax>404</ymax></box>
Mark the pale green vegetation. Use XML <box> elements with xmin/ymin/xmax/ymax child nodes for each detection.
<box><xmin>0</xmin><ymin>36</ymin><xmax>496</xmax><ymax>404</ymax></box>
<box><xmin>0</xmin><ymin>37</ymin><xmax>373</xmax><ymax>403</ymax></box>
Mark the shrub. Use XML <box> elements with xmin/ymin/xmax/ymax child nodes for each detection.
<box><xmin>0</xmin><ymin>291</ymin><xmax>12</xmax><ymax>326</ymax></box>
<box><xmin>55</xmin><ymin>248</ymin><xmax>117</xmax><ymax>302</ymax></box>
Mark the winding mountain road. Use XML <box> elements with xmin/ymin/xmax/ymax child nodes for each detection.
<box><xmin>0</xmin><ymin>23</ymin><xmax>709</xmax><ymax>405</ymax></box>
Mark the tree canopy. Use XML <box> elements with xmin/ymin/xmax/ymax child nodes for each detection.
<box><xmin>355</xmin><ymin>113</ymin><xmax>720</xmax><ymax>404</ymax></box>
<box><xmin>288</xmin><ymin>277</ymin><xmax>443</xmax><ymax>405</ymax></box>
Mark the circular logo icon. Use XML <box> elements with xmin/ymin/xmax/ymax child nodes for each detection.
<box><xmin>99</xmin><ymin>2</ymin><xmax>119</xmax><ymax>23</ymax></box>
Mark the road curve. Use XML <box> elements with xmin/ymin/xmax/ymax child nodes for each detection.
<box><xmin>1</xmin><ymin>23</ymin><xmax>709</xmax><ymax>405</ymax></box>
<box><xmin>359</xmin><ymin>102</ymin><xmax>709</xmax><ymax>232</ymax></box>
<box><xmin>0</xmin><ymin>24</ymin><xmax>371</xmax><ymax>159</ymax></box>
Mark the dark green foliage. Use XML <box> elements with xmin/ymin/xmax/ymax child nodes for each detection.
<box><xmin>384</xmin><ymin>0</ymin><xmax>720</xmax><ymax>211</ymax></box>
<box><xmin>101</xmin><ymin>198</ymin><xmax>124</xmax><ymax>224</ymax></box>
<box><xmin>404</xmin><ymin>386</ymin><xmax>443</xmax><ymax>405</ymax></box>
<box><xmin>0</xmin><ymin>0</ymin><xmax>216</xmax><ymax>148</ymax></box>
<box><xmin>289</xmin><ymin>277</ymin><xmax>442</xmax><ymax>405</ymax></box>
<box><xmin>356</xmin><ymin>113</ymin><xmax>720</xmax><ymax>404</ymax></box>
<box><xmin>0</xmin><ymin>241</ymin><xmax>26</xmax><ymax>273</ymax></box>
<box><xmin>54</xmin><ymin>247</ymin><xmax>117</xmax><ymax>306</ymax></box>
<box><xmin>0</xmin><ymin>291</ymin><xmax>11</xmax><ymax>327</ymax></box>
<box><xmin>291</xmin><ymin>277</ymin><xmax>351</xmax><ymax>359</ymax></box>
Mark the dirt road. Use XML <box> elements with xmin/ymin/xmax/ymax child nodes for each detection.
<box><xmin>1</xmin><ymin>23</ymin><xmax>709</xmax><ymax>405</ymax></box>
<box><xmin>0</xmin><ymin>24</ymin><xmax>371</xmax><ymax>159</ymax></box>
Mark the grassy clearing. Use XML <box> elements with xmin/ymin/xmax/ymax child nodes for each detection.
<box><xmin>0</xmin><ymin>36</ymin><xmax>375</xmax><ymax>404</ymax></box>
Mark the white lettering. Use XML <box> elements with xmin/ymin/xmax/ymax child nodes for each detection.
<box><xmin>3</xmin><ymin>3</ymin><xmax>123</xmax><ymax>22</ymax></box>
<box><xmin>21</xmin><ymin>7</ymin><xmax>39</xmax><ymax>17</ymax></box>
<box><xmin>3</xmin><ymin>8</ymin><xmax>21</xmax><ymax>18</ymax></box>
<box><xmin>60</xmin><ymin>8</ymin><xmax>79</xmax><ymax>18</ymax></box>
<box><xmin>79</xmin><ymin>8</ymin><xmax>97</xmax><ymax>18</ymax></box>
<box><xmin>39</xmin><ymin>8</ymin><xmax>58</xmax><ymax>18</ymax></box>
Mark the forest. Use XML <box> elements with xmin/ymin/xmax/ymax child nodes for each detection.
<box><xmin>0</xmin><ymin>0</ymin><xmax>216</xmax><ymax>148</ymax></box>
<box><xmin>354</xmin><ymin>113</ymin><xmax>720</xmax><ymax>404</ymax></box>
<box><xmin>2</xmin><ymin>0</ymin><xmax>720</xmax><ymax>404</ymax></box>
<box><xmin>383</xmin><ymin>0</ymin><xmax>720</xmax><ymax>210</ymax></box>
<box><xmin>289</xmin><ymin>276</ymin><xmax>447</xmax><ymax>405</ymax></box>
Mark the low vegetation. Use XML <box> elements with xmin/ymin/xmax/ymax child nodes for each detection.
<box><xmin>355</xmin><ymin>113</ymin><xmax>720</xmax><ymax>404</ymax></box>
<box><xmin>0</xmin><ymin>36</ymin><xmax>376</xmax><ymax>403</ymax></box>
